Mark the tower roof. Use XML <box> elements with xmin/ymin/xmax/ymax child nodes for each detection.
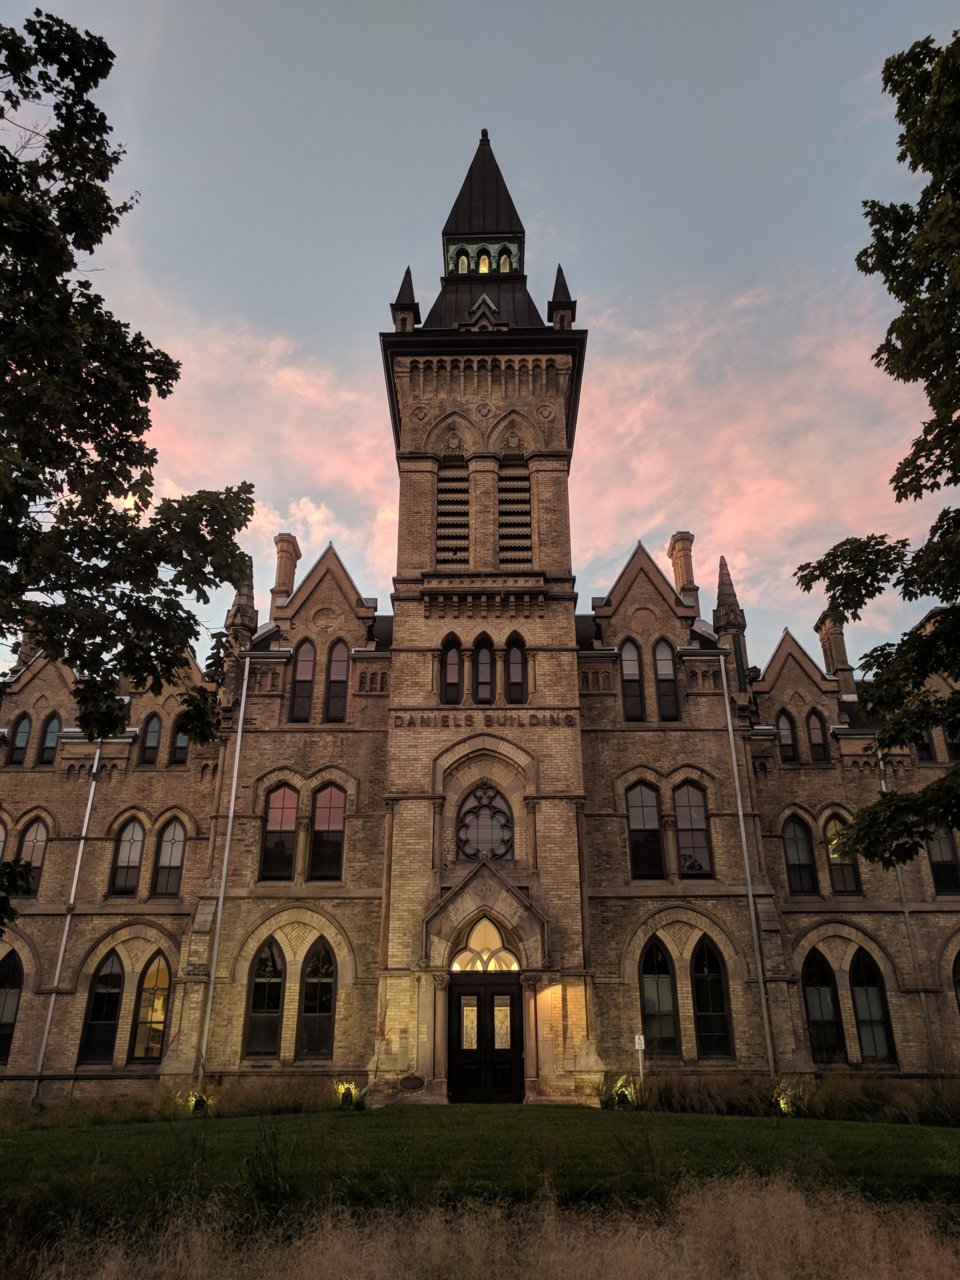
<box><xmin>442</xmin><ymin>129</ymin><xmax>524</xmax><ymax>238</ymax></box>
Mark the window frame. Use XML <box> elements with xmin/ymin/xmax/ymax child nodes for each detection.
<box><xmin>674</xmin><ymin>781</ymin><xmax>713</xmax><ymax>878</ymax></box>
<box><xmin>139</xmin><ymin>714</ymin><xmax>161</xmax><ymax>766</ymax></box>
<box><xmin>653</xmin><ymin>640</ymin><xmax>680</xmax><ymax>721</ymax></box>
<box><xmin>505</xmin><ymin>636</ymin><xmax>527</xmax><ymax>705</ymax></box>
<box><xmin>802</xmin><ymin>948</ymin><xmax>846</xmax><ymax>1064</ymax></box>
<box><xmin>37</xmin><ymin>713</ymin><xmax>61</xmax><ymax>766</ymax></box>
<box><xmin>290</xmin><ymin>640</ymin><xmax>316</xmax><ymax>723</ymax></box>
<box><xmin>639</xmin><ymin>939</ymin><xmax>679</xmax><ymax>1056</ymax></box>
<box><xmin>297</xmin><ymin>938</ymin><xmax>337</xmax><ymax>1059</ymax></box>
<box><xmin>168</xmin><ymin>716</ymin><xmax>189</xmax><ymax>767</ymax></box>
<box><xmin>440</xmin><ymin>637</ymin><xmax>463</xmax><ymax>706</ymax></box>
<box><xmin>807</xmin><ymin>710</ymin><xmax>829</xmax><ymax>763</ymax></box>
<box><xmin>7</xmin><ymin>714</ymin><xmax>31</xmax><ymax>767</ymax></box>
<box><xmin>620</xmin><ymin>640</ymin><xmax>644</xmax><ymax>721</ymax></box>
<box><xmin>927</xmin><ymin>828</ymin><xmax>960</xmax><ymax>895</ymax></box>
<box><xmin>77</xmin><ymin>951</ymin><xmax>124</xmax><ymax>1065</ymax></box>
<box><xmin>310</xmin><ymin>784</ymin><xmax>346</xmax><ymax>881</ymax></box>
<box><xmin>850</xmin><ymin>948</ymin><xmax>896</xmax><ymax>1064</ymax></box>
<box><xmin>127</xmin><ymin>950</ymin><xmax>171</xmax><ymax>1063</ymax></box>
<box><xmin>244</xmin><ymin>938</ymin><xmax>285</xmax><ymax>1058</ymax></box>
<box><xmin>110</xmin><ymin>818</ymin><xmax>145</xmax><ymax>897</ymax></box>
<box><xmin>782</xmin><ymin>816</ymin><xmax>819</xmax><ymax>895</ymax></box>
<box><xmin>325</xmin><ymin>640</ymin><xmax>349</xmax><ymax>722</ymax></box>
<box><xmin>260</xmin><ymin>784</ymin><xmax>298</xmax><ymax>881</ymax></box>
<box><xmin>473</xmin><ymin>637</ymin><xmax>495</xmax><ymax>705</ymax></box>
<box><xmin>776</xmin><ymin>711</ymin><xmax>797</xmax><ymax>763</ymax></box>
<box><xmin>627</xmin><ymin>782</ymin><xmax>664</xmax><ymax>879</ymax></box>
<box><xmin>825</xmin><ymin>816</ymin><xmax>860</xmax><ymax>894</ymax></box>
<box><xmin>16</xmin><ymin>820</ymin><xmax>47</xmax><ymax>896</ymax></box>
<box><xmin>691</xmin><ymin>937</ymin><xmax>733</xmax><ymax>1059</ymax></box>
<box><xmin>0</xmin><ymin>950</ymin><xmax>23</xmax><ymax>1067</ymax></box>
<box><xmin>152</xmin><ymin>819</ymin><xmax>186</xmax><ymax>897</ymax></box>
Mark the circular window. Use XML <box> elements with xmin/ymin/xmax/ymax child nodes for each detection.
<box><xmin>457</xmin><ymin>783</ymin><xmax>513</xmax><ymax>860</ymax></box>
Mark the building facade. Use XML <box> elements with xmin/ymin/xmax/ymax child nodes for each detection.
<box><xmin>2</xmin><ymin>134</ymin><xmax>959</xmax><ymax>1105</ymax></box>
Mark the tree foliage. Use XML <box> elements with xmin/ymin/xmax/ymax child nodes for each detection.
<box><xmin>0</xmin><ymin>10</ymin><xmax>254</xmax><ymax>742</ymax></box>
<box><xmin>796</xmin><ymin>31</ymin><xmax>960</xmax><ymax>865</ymax></box>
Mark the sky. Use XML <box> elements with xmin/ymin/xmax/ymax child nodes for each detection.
<box><xmin>7</xmin><ymin>0</ymin><xmax>959</xmax><ymax>673</ymax></box>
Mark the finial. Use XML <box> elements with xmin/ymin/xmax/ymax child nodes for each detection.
<box><xmin>481</xmin><ymin>128</ymin><xmax>489</xmax><ymax>142</ymax></box>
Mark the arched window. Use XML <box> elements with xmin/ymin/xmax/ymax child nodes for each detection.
<box><xmin>473</xmin><ymin>637</ymin><xmax>494</xmax><ymax>704</ymax></box>
<box><xmin>37</xmin><ymin>713</ymin><xmax>60</xmax><ymax>766</ymax></box>
<box><xmin>627</xmin><ymin>783</ymin><xmax>663</xmax><ymax>879</ymax></box>
<box><xmin>290</xmin><ymin>640</ymin><xmax>316</xmax><ymax>722</ymax></box>
<box><xmin>477</xmin><ymin>250</ymin><xmax>490</xmax><ymax>273</ymax></box>
<box><xmin>915</xmin><ymin>730</ymin><xmax>935</xmax><ymax>762</ymax></box>
<box><xmin>0</xmin><ymin>951</ymin><xmax>23</xmax><ymax>1066</ymax></box>
<box><xmin>168</xmin><ymin>716</ymin><xmax>189</xmax><ymax>766</ymax></box>
<box><xmin>325</xmin><ymin>640</ymin><xmax>349</xmax><ymax>722</ymax></box>
<box><xmin>440</xmin><ymin>638</ymin><xmax>462</xmax><ymax>706</ymax></box>
<box><xmin>807</xmin><ymin>711</ymin><xmax>829</xmax><ymax>762</ymax></box>
<box><xmin>783</xmin><ymin>817</ymin><xmax>818</xmax><ymax>894</ymax></box>
<box><xmin>7</xmin><ymin>715</ymin><xmax>30</xmax><ymax>766</ymax></box>
<box><xmin>674</xmin><ymin>782</ymin><xmax>712</xmax><ymax>877</ymax></box>
<box><xmin>153</xmin><ymin>820</ymin><xmax>185</xmax><ymax>896</ymax></box>
<box><xmin>457</xmin><ymin>784</ymin><xmax>514</xmax><ymax>861</ymax></box>
<box><xmin>17</xmin><ymin>820</ymin><xmax>47</xmax><ymax>896</ymax></box>
<box><xmin>78</xmin><ymin>951</ymin><xmax>123</xmax><ymax>1064</ymax></box>
<box><xmin>245</xmin><ymin>939</ymin><xmax>285</xmax><ymax>1057</ymax></box>
<box><xmin>927</xmin><ymin>829</ymin><xmax>960</xmax><ymax>895</ymax></box>
<box><xmin>139</xmin><ymin>714</ymin><xmax>161</xmax><ymax>765</ymax></box>
<box><xmin>640</xmin><ymin>939</ymin><xmax>679</xmax><ymax>1056</ymax></box>
<box><xmin>802</xmin><ymin>948</ymin><xmax>846</xmax><ymax>1064</ymax></box>
<box><xmin>451</xmin><ymin>918</ymin><xmax>520</xmax><ymax>971</ymax></box>
<box><xmin>691</xmin><ymin>937</ymin><xmax>732</xmax><ymax>1058</ymax></box>
<box><xmin>298</xmin><ymin>939</ymin><xmax>336</xmax><ymax>1058</ymax></box>
<box><xmin>850</xmin><ymin>950</ymin><xmax>895</xmax><ymax>1063</ymax></box>
<box><xmin>128</xmin><ymin>952</ymin><xmax>170</xmax><ymax>1062</ymax></box>
<box><xmin>824</xmin><ymin>817</ymin><xmax>859</xmax><ymax>894</ymax></box>
<box><xmin>111</xmin><ymin>819</ymin><xmax>144</xmax><ymax>896</ymax></box>
<box><xmin>498</xmin><ymin>250</ymin><xmax>511</xmax><ymax>273</ymax></box>
<box><xmin>311</xmin><ymin>785</ymin><xmax>346</xmax><ymax>880</ymax></box>
<box><xmin>777</xmin><ymin>712</ymin><xmax>797</xmax><ymax>763</ymax></box>
<box><xmin>456</xmin><ymin>250</ymin><xmax>468</xmax><ymax>274</ymax></box>
<box><xmin>620</xmin><ymin>641</ymin><xmax>644</xmax><ymax>721</ymax></box>
<box><xmin>260</xmin><ymin>785</ymin><xmax>298</xmax><ymax>880</ymax></box>
<box><xmin>654</xmin><ymin>641</ymin><xmax>679</xmax><ymax>721</ymax></box>
<box><xmin>505</xmin><ymin>638</ymin><xmax>527</xmax><ymax>705</ymax></box>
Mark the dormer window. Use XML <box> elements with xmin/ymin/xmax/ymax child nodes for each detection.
<box><xmin>477</xmin><ymin>251</ymin><xmax>490</xmax><ymax>274</ymax></box>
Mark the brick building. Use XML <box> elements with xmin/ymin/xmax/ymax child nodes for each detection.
<box><xmin>2</xmin><ymin>132</ymin><xmax>959</xmax><ymax>1105</ymax></box>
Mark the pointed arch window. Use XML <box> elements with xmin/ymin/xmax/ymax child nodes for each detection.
<box><xmin>783</xmin><ymin>817</ymin><xmax>818</xmax><ymax>895</ymax></box>
<box><xmin>627</xmin><ymin>783</ymin><xmax>664</xmax><ymax>879</ymax></box>
<box><xmin>927</xmin><ymin>829</ymin><xmax>960</xmax><ymax>895</ymax></box>
<box><xmin>825</xmin><ymin>817</ymin><xmax>859</xmax><ymax>894</ymax></box>
<box><xmin>620</xmin><ymin>641</ymin><xmax>644</xmax><ymax>721</ymax></box>
<box><xmin>325</xmin><ymin>640</ymin><xmax>349</xmax><ymax>722</ymax></box>
<box><xmin>298</xmin><ymin>939</ymin><xmax>336</xmax><ymax>1058</ymax></box>
<box><xmin>498</xmin><ymin>250</ymin><xmax>511</xmax><ymax>273</ymax></box>
<box><xmin>456</xmin><ymin>250</ymin><xmax>468</xmax><ymax>274</ymax></box>
<box><xmin>245</xmin><ymin>939</ymin><xmax>285</xmax><ymax>1057</ymax></box>
<box><xmin>37</xmin><ymin>714</ymin><xmax>60</xmax><ymax>766</ymax></box>
<box><xmin>128</xmin><ymin>952</ymin><xmax>170</xmax><ymax>1062</ymax></box>
<box><xmin>915</xmin><ymin>730</ymin><xmax>935</xmax><ymax>762</ymax></box>
<box><xmin>807</xmin><ymin>710</ymin><xmax>829</xmax><ymax>763</ymax></box>
<box><xmin>473</xmin><ymin>638</ymin><xmax>494</xmax><ymax>704</ymax></box>
<box><xmin>654</xmin><ymin>641</ymin><xmax>679</xmax><ymax>721</ymax></box>
<box><xmin>851</xmin><ymin>949</ymin><xmax>895</xmax><ymax>1063</ymax></box>
<box><xmin>691</xmin><ymin>937</ymin><xmax>732</xmax><ymax>1058</ymax></box>
<box><xmin>457</xmin><ymin>784</ymin><xmax>514</xmax><ymax>861</ymax></box>
<box><xmin>441</xmin><ymin>638</ymin><xmax>463</xmax><ymax>706</ymax></box>
<box><xmin>802</xmin><ymin>948</ymin><xmax>846</xmax><ymax>1064</ymax></box>
<box><xmin>17</xmin><ymin>820</ymin><xmax>47</xmax><ymax>896</ymax></box>
<box><xmin>0</xmin><ymin>951</ymin><xmax>23</xmax><ymax>1066</ymax></box>
<box><xmin>451</xmin><ymin>918</ymin><xmax>520</xmax><ymax>972</ymax></box>
<box><xmin>168</xmin><ymin>717</ymin><xmax>189</xmax><ymax>766</ymax></box>
<box><xmin>477</xmin><ymin>250</ymin><xmax>490</xmax><ymax>273</ymax></box>
<box><xmin>290</xmin><ymin>641</ymin><xmax>316</xmax><ymax>722</ymax></box>
<box><xmin>311</xmin><ymin>785</ymin><xmax>346</xmax><ymax>880</ymax></box>
<box><xmin>153</xmin><ymin>819</ymin><xmax>186</xmax><ymax>896</ymax></box>
<box><xmin>111</xmin><ymin>819</ymin><xmax>144</xmax><ymax>896</ymax></box>
<box><xmin>506</xmin><ymin>638</ymin><xmax>527</xmax><ymax>705</ymax></box>
<box><xmin>7</xmin><ymin>715</ymin><xmax>30</xmax><ymax>766</ymax></box>
<box><xmin>954</xmin><ymin>952</ymin><xmax>960</xmax><ymax>1016</ymax></box>
<box><xmin>640</xmin><ymin>939</ymin><xmax>679</xmax><ymax>1055</ymax></box>
<box><xmin>139</xmin><ymin>714</ymin><xmax>161</xmax><ymax>765</ymax></box>
<box><xmin>260</xmin><ymin>785</ymin><xmax>298</xmax><ymax>880</ymax></box>
<box><xmin>78</xmin><ymin>951</ymin><xmax>123</xmax><ymax>1064</ymax></box>
<box><xmin>777</xmin><ymin>712</ymin><xmax>797</xmax><ymax>763</ymax></box>
<box><xmin>674</xmin><ymin>782</ymin><xmax>712</xmax><ymax>877</ymax></box>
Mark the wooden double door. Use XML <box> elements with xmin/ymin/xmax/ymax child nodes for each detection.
<box><xmin>448</xmin><ymin>975</ymin><xmax>524</xmax><ymax>1103</ymax></box>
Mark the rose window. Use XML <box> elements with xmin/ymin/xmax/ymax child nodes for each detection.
<box><xmin>457</xmin><ymin>783</ymin><xmax>514</xmax><ymax>860</ymax></box>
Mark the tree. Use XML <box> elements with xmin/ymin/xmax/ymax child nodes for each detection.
<box><xmin>796</xmin><ymin>31</ymin><xmax>960</xmax><ymax>867</ymax></box>
<box><xmin>0</xmin><ymin>10</ymin><xmax>254</xmax><ymax>743</ymax></box>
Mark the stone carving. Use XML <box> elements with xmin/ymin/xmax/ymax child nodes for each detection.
<box><xmin>667</xmin><ymin>921</ymin><xmax>692</xmax><ymax>952</ymax></box>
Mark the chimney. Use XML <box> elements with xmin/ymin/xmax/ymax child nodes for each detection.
<box><xmin>270</xmin><ymin>533</ymin><xmax>301</xmax><ymax>620</ymax></box>
<box><xmin>667</xmin><ymin>531</ymin><xmax>700</xmax><ymax>614</ymax></box>
<box><xmin>814</xmin><ymin>611</ymin><xmax>856</xmax><ymax>698</ymax></box>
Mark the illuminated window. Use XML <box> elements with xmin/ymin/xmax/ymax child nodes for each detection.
<box><xmin>310</xmin><ymin>785</ymin><xmax>346</xmax><ymax>880</ymax></box>
<box><xmin>168</xmin><ymin>717</ymin><xmax>189</xmax><ymax>766</ymax></box>
<box><xmin>7</xmin><ymin>715</ymin><xmax>30</xmax><ymax>766</ymax></box>
<box><xmin>245</xmin><ymin>939</ymin><xmax>285</xmax><ymax>1057</ymax></box>
<box><xmin>620</xmin><ymin>641</ymin><xmax>644</xmax><ymax>721</ymax></box>
<box><xmin>325</xmin><ymin>640</ymin><xmax>349</xmax><ymax>722</ymax></box>
<box><xmin>153</xmin><ymin>820</ymin><xmax>185</xmax><ymax>896</ymax></box>
<box><xmin>457</xmin><ymin>784</ymin><xmax>514</xmax><ymax>861</ymax></box>
<box><xmin>139</xmin><ymin>714</ymin><xmax>161</xmax><ymax>765</ymax></box>
<box><xmin>654</xmin><ymin>641</ymin><xmax>679</xmax><ymax>721</ymax></box>
<box><xmin>17</xmin><ymin>820</ymin><xmax>47</xmax><ymax>896</ymax></box>
<box><xmin>807</xmin><ymin>710</ymin><xmax>829</xmax><ymax>762</ymax></box>
<box><xmin>37</xmin><ymin>713</ymin><xmax>60</xmax><ymax>766</ymax></box>
<box><xmin>441</xmin><ymin>639</ymin><xmax>463</xmax><ymax>706</ymax></box>
<box><xmin>777</xmin><ymin>712</ymin><xmax>797</xmax><ymax>763</ymax></box>
<box><xmin>451</xmin><ymin>918</ymin><xmax>520</xmax><ymax>972</ymax></box>
<box><xmin>640</xmin><ymin>939</ymin><xmax>678</xmax><ymax>1055</ymax></box>
<box><xmin>473</xmin><ymin>638</ymin><xmax>494</xmax><ymax>704</ymax></box>
<box><xmin>456</xmin><ymin>250</ymin><xmax>468</xmax><ymax>274</ymax></box>
<box><xmin>692</xmin><ymin>938</ymin><xmax>732</xmax><ymax>1058</ymax></box>
<box><xmin>260</xmin><ymin>785</ymin><xmax>298</xmax><ymax>880</ymax></box>
<box><xmin>498</xmin><ymin>250</ymin><xmax>510</xmax><ymax>272</ymax></box>
<box><xmin>825</xmin><ymin>817</ymin><xmax>859</xmax><ymax>894</ymax></box>
<box><xmin>0</xmin><ymin>951</ymin><xmax>23</xmax><ymax>1066</ymax></box>
<box><xmin>290</xmin><ymin>640</ymin><xmax>316</xmax><ymax>722</ymax></box>
<box><xmin>783</xmin><ymin>817</ymin><xmax>818</xmax><ymax>894</ymax></box>
<box><xmin>477</xmin><ymin>250</ymin><xmax>490</xmax><ymax>273</ymax></box>
<box><xmin>111</xmin><ymin>819</ymin><xmax>144</xmax><ymax>896</ymax></box>
<box><xmin>506</xmin><ymin>638</ymin><xmax>527</xmax><ymax>704</ymax></box>
<box><xmin>128</xmin><ymin>952</ymin><xmax>170</xmax><ymax>1062</ymax></box>
<box><xmin>675</xmin><ymin>782</ymin><xmax>712</xmax><ymax>877</ymax></box>
<box><xmin>802</xmin><ymin>948</ymin><xmax>846</xmax><ymax>1064</ymax></box>
<box><xmin>850</xmin><ymin>949</ymin><xmax>895</xmax><ymax>1063</ymax></box>
<box><xmin>627</xmin><ymin>783</ymin><xmax>663</xmax><ymax>879</ymax></box>
<box><xmin>927</xmin><ymin>829</ymin><xmax>960</xmax><ymax>895</ymax></box>
<box><xmin>297</xmin><ymin>939</ymin><xmax>336</xmax><ymax>1058</ymax></box>
<box><xmin>78</xmin><ymin>951</ymin><xmax>123</xmax><ymax>1064</ymax></box>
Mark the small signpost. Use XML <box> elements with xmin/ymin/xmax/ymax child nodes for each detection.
<box><xmin>634</xmin><ymin>1033</ymin><xmax>645</xmax><ymax>1086</ymax></box>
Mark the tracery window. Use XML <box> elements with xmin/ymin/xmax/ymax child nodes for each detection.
<box><xmin>506</xmin><ymin>638</ymin><xmax>527</xmax><ymax>705</ymax></box>
<box><xmin>640</xmin><ymin>939</ymin><xmax>679</xmax><ymax>1056</ymax></box>
<box><xmin>310</xmin><ymin>785</ymin><xmax>346</xmax><ymax>880</ymax></box>
<box><xmin>777</xmin><ymin>712</ymin><xmax>797</xmax><ymax>763</ymax></box>
<box><xmin>927</xmin><ymin>829</ymin><xmax>960</xmax><ymax>895</ymax></box>
<box><xmin>37</xmin><ymin>713</ymin><xmax>60</xmax><ymax>766</ymax></box>
<box><xmin>245</xmin><ymin>939</ymin><xmax>285</xmax><ymax>1057</ymax></box>
<box><xmin>802</xmin><ymin>948</ymin><xmax>846</xmax><ymax>1064</ymax></box>
<box><xmin>129</xmin><ymin>952</ymin><xmax>170</xmax><ymax>1062</ymax></box>
<box><xmin>325</xmin><ymin>640</ymin><xmax>349</xmax><ymax>722</ymax></box>
<box><xmin>290</xmin><ymin>640</ymin><xmax>316</xmax><ymax>722</ymax></box>
<box><xmin>620</xmin><ymin>641</ymin><xmax>644</xmax><ymax>721</ymax></box>
<box><xmin>139</xmin><ymin>714</ymin><xmax>161</xmax><ymax>765</ymax></box>
<box><xmin>473</xmin><ymin>638</ymin><xmax>494</xmax><ymax>704</ymax></box>
<box><xmin>850</xmin><ymin>949</ymin><xmax>895</xmax><ymax>1063</ymax></box>
<box><xmin>298</xmin><ymin>939</ymin><xmax>336</xmax><ymax>1058</ymax></box>
<box><xmin>168</xmin><ymin>716</ymin><xmax>189</xmax><ymax>766</ymax></box>
<box><xmin>807</xmin><ymin>710</ymin><xmax>829</xmax><ymax>763</ymax></box>
<box><xmin>674</xmin><ymin>782</ymin><xmax>712</xmax><ymax>877</ymax></box>
<box><xmin>111</xmin><ymin>819</ymin><xmax>145</xmax><ymax>896</ymax></box>
<box><xmin>783</xmin><ymin>817</ymin><xmax>818</xmax><ymax>895</ymax></box>
<box><xmin>627</xmin><ymin>782</ymin><xmax>663</xmax><ymax>879</ymax></box>
<box><xmin>153</xmin><ymin>820</ymin><xmax>186</xmax><ymax>896</ymax></box>
<box><xmin>78</xmin><ymin>951</ymin><xmax>123</xmax><ymax>1064</ymax></box>
<box><xmin>825</xmin><ymin>817</ymin><xmax>860</xmax><ymax>894</ymax></box>
<box><xmin>441</xmin><ymin>639</ymin><xmax>463</xmax><ymax>706</ymax></box>
<box><xmin>691</xmin><ymin>937</ymin><xmax>732</xmax><ymax>1058</ymax></box>
<box><xmin>260</xmin><ymin>785</ymin><xmax>298</xmax><ymax>880</ymax></box>
<box><xmin>0</xmin><ymin>951</ymin><xmax>23</xmax><ymax>1066</ymax></box>
<box><xmin>451</xmin><ymin>918</ymin><xmax>520</xmax><ymax>972</ymax></box>
<box><xmin>654</xmin><ymin>641</ymin><xmax>679</xmax><ymax>721</ymax></box>
<box><xmin>7</xmin><ymin>715</ymin><xmax>30</xmax><ymax>766</ymax></box>
<box><xmin>457</xmin><ymin>784</ymin><xmax>514</xmax><ymax>861</ymax></box>
<box><xmin>17</xmin><ymin>820</ymin><xmax>47</xmax><ymax>896</ymax></box>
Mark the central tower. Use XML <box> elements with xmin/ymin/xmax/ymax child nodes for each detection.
<box><xmin>376</xmin><ymin>132</ymin><xmax>598</xmax><ymax>1102</ymax></box>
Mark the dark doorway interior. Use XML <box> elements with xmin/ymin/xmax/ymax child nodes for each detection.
<box><xmin>448</xmin><ymin>975</ymin><xmax>524</xmax><ymax>1103</ymax></box>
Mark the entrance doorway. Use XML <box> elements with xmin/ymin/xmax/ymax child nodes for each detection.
<box><xmin>446</xmin><ymin>917</ymin><xmax>524</xmax><ymax>1103</ymax></box>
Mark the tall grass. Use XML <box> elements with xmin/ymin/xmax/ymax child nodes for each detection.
<box><xmin>31</xmin><ymin>1176</ymin><xmax>960</xmax><ymax>1280</ymax></box>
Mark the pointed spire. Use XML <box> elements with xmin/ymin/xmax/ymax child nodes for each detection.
<box><xmin>552</xmin><ymin>264</ymin><xmax>572</xmax><ymax>304</ymax></box>
<box><xmin>442</xmin><ymin>129</ymin><xmax>524</xmax><ymax>238</ymax></box>
<box><xmin>713</xmin><ymin>556</ymin><xmax>746</xmax><ymax>633</ymax></box>
<box><xmin>390</xmin><ymin>266</ymin><xmax>420</xmax><ymax>331</ymax></box>
<box><xmin>225</xmin><ymin>553</ymin><xmax>257</xmax><ymax>640</ymax></box>
<box><xmin>548</xmin><ymin>263</ymin><xmax>576</xmax><ymax>328</ymax></box>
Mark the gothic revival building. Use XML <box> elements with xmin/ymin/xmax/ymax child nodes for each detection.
<box><xmin>2</xmin><ymin>133</ymin><xmax>959</xmax><ymax>1105</ymax></box>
